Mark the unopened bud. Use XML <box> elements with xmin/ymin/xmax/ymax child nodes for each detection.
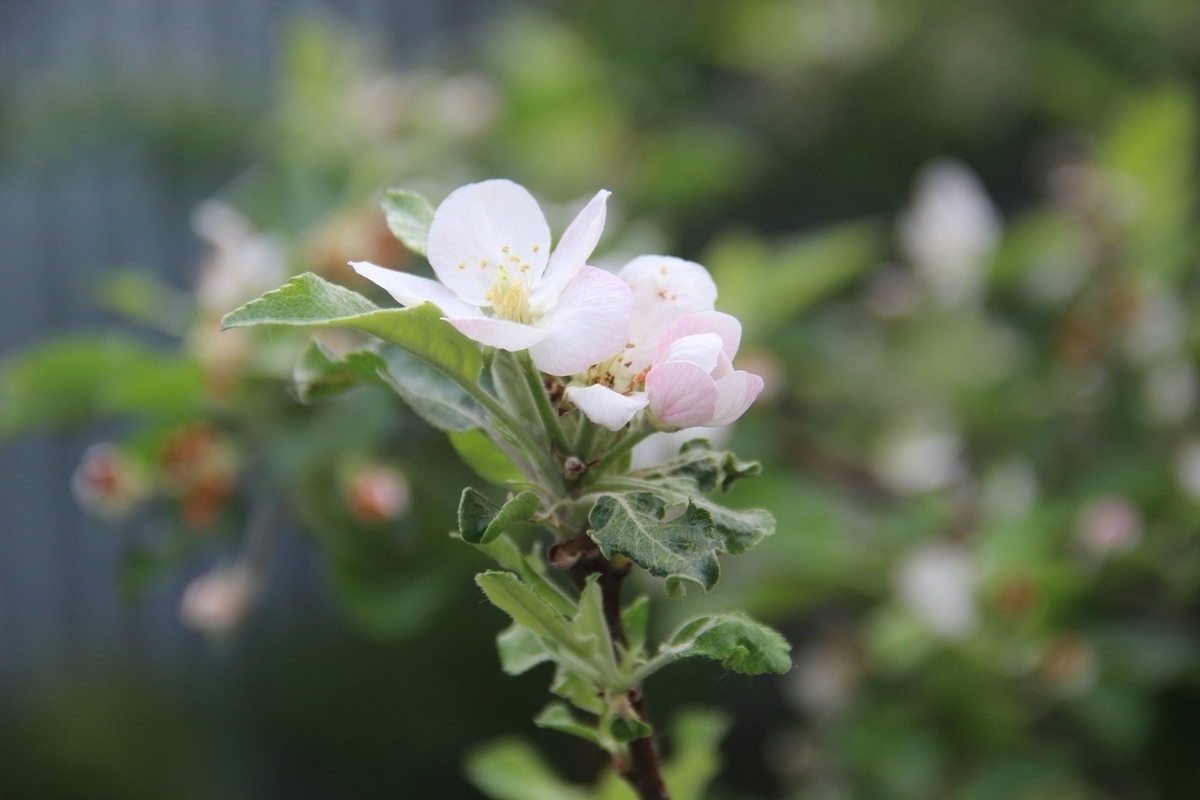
<box><xmin>180</xmin><ymin>565</ymin><xmax>257</xmax><ymax>637</ymax></box>
<box><xmin>345</xmin><ymin>465</ymin><xmax>412</xmax><ymax>525</ymax></box>
<box><xmin>71</xmin><ymin>443</ymin><xmax>147</xmax><ymax>520</ymax></box>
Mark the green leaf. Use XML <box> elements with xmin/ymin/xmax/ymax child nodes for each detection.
<box><xmin>99</xmin><ymin>267</ymin><xmax>194</xmax><ymax>334</ymax></box>
<box><xmin>476</xmin><ymin>571</ymin><xmax>581</xmax><ymax>656</ymax></box>
<box><xmin>292</xmin><ymin>340</ymin><xmax>389</xmax><ymax>403</ymax></box>
<box><xmin>631</xmin><ymin>439</ymin><xmax>762</xmax><ymax>494</ymax></box>
<box><xmin>661</xmin><ymin>710</ymin><xmax>731</xmax><ymax>800</ymax></box>
<box><xmin>660</xmin><ymin>612</ymin><xmax>791</xmax><ymax>675</ymax></box>
<box><xmin>534</xmin><ymin>702</ymin><xmax>603</xmax><ymax>746</ymax></box>
<box><xmin>465</xmin><ymin>534</ymin><xmax>577</xmax><ymax>618</ymax></box>
<box><xmin>608</xmin><ymin>715</ymin><xmax>653</xmax><ymax>743</ymax></box>
<box><xmin>0</xmin><ymin>336</ymin><xmax>204</xmax><ymax>435</ymax></box>
<box><xmin>450</xmin><ymin>429</ymin><xmax>526</xmax><ymax>484</ymax></box>
<box><xmin>378</xmin><ymin>346</ymin><xmax>488</xmax><ymax>432</ymax></box>
<box><xmin>622</xmin><ymin>595</ymin><xmax>651</xmax><ymax>657</ymax></box>
<box><xmin>496</xmin><ymin>623</ymin><xmax>554</xmax><ymax>676</ymax></box>
<box><xmin>465</xmin><ymin>739</ymin><xmax>589</xmax><ymax>800</ymax></box>
<box><xmin>382</xmin><ymin>189</ymin><xmax>435</xmax><ymax>257</ymax></box>
<box><xmin>574</xmin><ymin>576</ymin><xmax>618</xmax><ymax>675</ymax></box>
<box><xmin>459</xmin><ymin>488</ymin><xmax>541</xmax><ymax>544</ymax></box>
<box><xmin>588</xmin><ymin>492</ymin><xmax>722</xmax><ymax>598</ymax></box>
<box><xmin>222</xmin><ymin>273</ymin><xmax>482</xmax><ymax>384</ymax></box>
<box><xmin>550</xmin><ymin>666</ymin><xmax>605</xmax><ymax>715</ymax></box>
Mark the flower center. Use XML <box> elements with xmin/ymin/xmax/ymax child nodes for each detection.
<box><xmin>485</xmin><ymin>268</ymin><xmax>533</xmax><ymax>324</ymax></box>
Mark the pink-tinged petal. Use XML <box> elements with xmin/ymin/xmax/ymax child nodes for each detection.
<box><xmin>645</xmin><ymin>361</ymin><xmax>718</xmax><ymax>430</ymax></box>
<box><xmin>659</xmin><ymin>333</ymin><xmax>724</xmax><ymax>373</ymax></box>
<box><xmin>654</xmin><ymin>311</ymin><xmax>742</xmax><ymax>363</ymax></box>
<box><xmin>617</xmin><ymin>256</ymin><xmax>718</xmax><ymax>354</ymax></box>
<box><xmin>447</xmin><ymin>316</ymin><xmax>549</xmax><ymax>351</ymax></box>
<box><xmin>528</xmin><ymin>266</ymin><xmax>634</xmax><ymax>376</ymax></box>
<box><xmin>427</xmin><ymin>180</ymin><xmax>551</xmax><ymax>306</ymax></box>
<box><xmin>530</xmin><ymin>189</ymin><xmax>610</xmax><ymax>313</ymax></box>
<box><xmin>565</xmin><ymin>384</ymin><xmax>649</xmax><ymax>431</ymax></box>
<box><xmin>351</xmin><ymin>261</ymin><xmax>481</xmax><ymax>318</ymax></box>
<box><xmin>707</xmin><ymin>370</ymin><xmax>764</xmax><ymax>427</ymax></box>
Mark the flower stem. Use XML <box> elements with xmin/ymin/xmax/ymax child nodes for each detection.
<box><xmin>518</xmin><ymin>352</ymin><xmax>571</xmax><ymax>456</ymax></box>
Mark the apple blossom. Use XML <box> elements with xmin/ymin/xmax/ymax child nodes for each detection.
<box><xmin>565</xmin><ymin>256</ymin><xmax>764</xmax><ymax>431</ymax></box>
<box><xmin>352</xmin><ymin>179</ymin><xmax>633</xmax><ymax>376</ymax></box>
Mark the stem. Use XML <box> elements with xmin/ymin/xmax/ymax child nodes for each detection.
<box><xmin>573</xmin><ymin>418</ymin><xmax>599</xmax><ymax>461</ymax></box>
<box><xmin>597</xmin><ymin>560</ymin><xmax>670</xmax><ymax>800</ymax></box>
<box><xmin>518</xmin><ymin>352</ymin><xmax>571</xmax><ymax>455</ymax></box>
<box><xmin>460</xmin><ymin>378</ymin><xmax>562</xmax><ymax>493</ymax></box>
<box><xmin>588</xmin><ymin>422</ymin><xmax>654</xmax><ymax>483</ymax></box>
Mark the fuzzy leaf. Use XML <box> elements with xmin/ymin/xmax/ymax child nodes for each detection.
<box><xmin>465</xmin><ymin>739</ymin><xmax>589</xmax><ymax>800</ymax></box>
<box><xmin>551</xmin><ymin>666</ymin><xmax>605</xmax><ymax>715</ymax></box>
<box><xmin>496</xmin><ymin>624</ymin><xmax>554</xmax><ymax>676</ymax></box>
<box><xmin>534</xmin><ymin>703</ymin><xmax>603</xmax><ymax>746</ymax></box>
<box><xmin>378</xmin><ymin>347</ymin><xmax>487</xmax><ymax>431</ymax></box>
<box><xmin>476</xmin><ymin>571</ymin><xmax>580</xmax><ymax>654</ymax></box>
<box><xmin>466</xmin><ymin>534</ymin><xmax>577</xmax><ymax>618</ymax></box>
<box><xmin>222</xmin><ymin>273</ymin><xmax>482</xmax><ymax>384</ymax></box>
<box><xmin>662</xmin><ymin>612</ymin><xmax>791</xmax><ymax>675</ymax></box>
<box><xmin>449</xmin><ymin>429</ymin><xmax>525</xmax><ymax>484</ymax></box>
<box><xmin>459</xmin><ymin>488</ymin><xmax>541</xmax><ymax>544</ymax></box>
<box><xmin>622</xmin><ymin>596</ymin><xmax>651</xmax><ymax>657</ymax></box>
<box><xmin>587</xmin><ymin>492</ymin><xmax>722</xmax><ymax>598</ymax></box>
<box><xmin>632</xmin><ymin>439</ymin><xmax>762</xmax><ymax>494</ymax></box>
<box><xmin>382</xmin><ymin>189</ymin><xmax>435</xmax><ymax>256</ymax></box>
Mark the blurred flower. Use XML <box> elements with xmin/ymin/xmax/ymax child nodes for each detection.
<box><xmin>1075</xmin><ymin>495</ymin><xmax>1142</xmax><ymax>557</ymax></box>
<box><xmin>1174</xmin><ymin>440</ymin><xmax>1200</xmax><ymax>499</ymax></box>
<box><xmin>308</xmin><ymin>206</ymin><xmax>406</xmax><ymax>280</ymax></box>
<box><xmin>1040</xmin><ymin>633</ymin><xmax>1098</xmax><ymax>695</ymax></box>
<box><xmin>344</xmin><ymin>465</ymin><xmax>412</xmax><ymax>525</ymax></box>
<box><xmin>354</xmin><ymin>180</ymin><xmax>632</xmax><ymax>375</ymax></box>
<box><xmin>1124</xmin><ymin>286</ymin><xmax>1187</xmax><ymax>365</ymax></box>
<box><xmin>161</xmin><ymin>424</ymin><xmax>238</xmax><ymax>532</ymax></box>
<box><xmin>875</xmin><ymin>428</ymin><xmax>964</xmax><ymax>495</ymax></box>
<box><xmin>897</xmin><ymin>159</ymin><xmax>1000</xmax><ymax>308</ymax></box>
<box><xmin>346</xmin><ymin>72</ymin><xmax>414</xmax><ymax>140</ymax></box>
<box><xmin>179</xmin><ymin>564</ymin><xmax>258</xmax><ymax>637</ymax></box>
<box><xmin>71</xmin><ymin>443</ymin><xmax>148</xmax><ymax>520</ymax></box>
<box><xmin>785</xmin><ymin>632</ymin><xmax>863</xmax><ymax>720</ymax></box>
<box><xmin>895</xmin><ymin>541</ymin><xmax>978</xmax><ymax>638</ymax></box>
<box><xmin>191</xmin><ymin>201</ymin><xmax>288</xmax><ymax>318</ymax></box>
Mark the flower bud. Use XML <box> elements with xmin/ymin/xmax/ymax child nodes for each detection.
<box><xmin>344</xmin><ymin>465</ymin><xmax>412</xmax><ymax>525</ymax></box>
<box><xmin>180</xmin><ymin>565</ymin><xmax>257</xmax><ymax>637</ymax></box>
<box><xmin>71</xmin><ymin>443</ymin><xmax>147</xmax><ymax>520</ymax></box>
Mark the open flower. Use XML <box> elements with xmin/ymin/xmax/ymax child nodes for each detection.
<box><xmin>566</xmin><ymin>256</ymin><xmax>764</xmax><ymax>430</ymax></box>
<box><xmin>352</xmin><ymin>180</ymin><xmax>633</xmax><ymax>376</ymax></box>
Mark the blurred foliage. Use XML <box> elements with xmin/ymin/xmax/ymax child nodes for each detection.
<box><xmin>3</xmin><ymin>0</ymin><xmax>1200</xmax><ymax>798</ymax></box>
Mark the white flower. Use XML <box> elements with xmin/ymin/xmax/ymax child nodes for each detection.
<box><xmin>895</xmin><ymin>541</ymin><xmax>978</xmax><ymax>639</ymax></box>
<box><xmin>352</xmin><ymin>180</ymin><xmax>633</xmax><ymax>376</ymax></box>
<box><xmin>566</xmin><ymin>256</ymin><xmax>763</xmax><ymax>431</ymax></box>
<box><xmin>180</xmin><ymin>564</ymin><xmax>258</xmax><ymax>637</ymax></box>
<box><xmin>192</xmin><ymin>201</ymin><xmax>288</xmax><ymax>317</ymax></box>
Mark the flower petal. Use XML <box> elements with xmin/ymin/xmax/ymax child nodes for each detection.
<box><xmin>645</xmin><ymin>360</ymin><xmax>718</xmax><ymax>430</ymax></box>
<box><xmin>707</xmin><ymin>370</ymin><xmax>764</xmax><ymax>427</ymax></box>
<box><xmin>530</xmin><ymin>189</ymin><xmax>610</xmax><ymax>313</ymax></box>
<box><xmin>618</xmin><ymin>256</ymin><xmax>718</xmax><ymax>366</ymax></box>
<box><xmin>659</xmin><ymin>333</ymin><xmax>725</xmax><ymax>373</ymax></box>
<box><xmin>426</xmin><ymin>180</ymin><xmax>551</xmax><ymax>307</ymax></box>
<box><xmin>654</xmin><ymin>311</ymin><xmax>742</xmax><ymax>363</ymax></box>
<box><xmin>565</xmin><ymin>384</ymin><xmax>649</xmax><ymax>431</ymax></box>
<box><xmin>352</xmin><ymin>261</ymin><xmax>481</xmax><ymax>318</ymax></box>
<box><xmin>528</xmin><ymin>266</ymin><xmax>633</xmax><ymax>376</ymax></box>
<box><xmin>447</xmin><ymin>316</ymin><xmax>549</xmax><ymax>351</ymax></box>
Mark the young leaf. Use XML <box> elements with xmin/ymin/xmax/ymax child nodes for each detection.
<box><xmin>465</xmin><ymin>738</ymin><xmax>590</xmax><ymax>800</ymax></box>
<box><xmin>630</xmin><ymin>438</ymin><xmax>762</xmax><ymax>494</ymax></box>
<box><xmin>382</xmin><ymin>189</ymin><xmax>435</xmax><ymax>257</ymax></box>
<box><xmin>475</xmin><ymin>571</ymin><xmax>581</xmax><ymax>655</ymax></box>
<box><xmin>550</xmin><ymin>665</ymin><xmax>605</xmax><ymax>715</ymax></box>
<box><xmin>608</xmin><ymin>714</ymin><xmax>653</xmax><ymax>743</ymax></box>
<box><xmin>660</xmin><ymin>612</ymin><xmax>791</xmax><ymax>675</ymax></box>
<box><xmin>573</xmin><ymin>576</ymin><xmax>618</xmax><ymax>677</ymax></box>
<box><xmin>534</xmin><ymin>703</ymin><xmax>603</xmax><ymax>747</ymax></box>
<box><xmin>222</xmin><ymin>273</ymin><xmax>482</xmax><ymax>384</ymax></box>
<box><xmin>465</xmin><ymin>534</ymin><xmax>577</xmax><ymax>617</ymax></box>
<box><xmin>292</xmin><ymin>340</ymin><xmax>389</xmax><ymax>403</ymax></box>
<box><xmin>622</xmin><ymin>596</ymin><xmax>651</xmax><ymax>657</ymax></box>
<box><xmin>496</xmin><ymin>623</ymin><xmax>554</xmax><ymax>676</ymax></box>
<box><xmin>661</xmin><ymin>710</ymin><xmax>732</xmax><ymax>800</ymax></box>
<box><xmin>587</xmin><ymin>492</ymin><xmax>721</xmax><ymax>598</ymax></box>
<box><xmin>459</xmin><ymin>488</ymin><xmax>541</xmax><ymax>544</ymax></box>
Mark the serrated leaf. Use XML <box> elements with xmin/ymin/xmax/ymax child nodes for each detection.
<box><xmin>534</xmin><ymin>703</ymin><xmax>603</xmax><ymax>746</ymax></box>
<box><xmin>465</xmin><ymin>738</ymin><xmax>589</xmax><ymax>800</ymax></box>
<box><xmin>661</xmin><ymin>612</ymin><xmax>791</xmax><ymax>675</ymax></box>
<box><xmin>459</xmin><ymin>488</ymin><xmax>541</xmax><ymax>544</ymax></box>
<box><xmin>450</xmin><ymin>429</ymin><xmax>525</xmax><ymax>484</ymax></box>
<box><xmin>382</xmin><ymin>189</ymin><xmax>435</xmax><ymax>256</ymax></box>
<box><xmin>496</xmin><ymin>623</ymin><xmax>554</xmax><ymax>676</ymax></box>
<box><xmin>222</xmin><ymin>273</ymin><xmax>481</xmax><ymax>384</ymax></box>
<box><xmin>587</xmin><ymin>492</ymin><xmax>721</xmax><ymax>597</ymax></box>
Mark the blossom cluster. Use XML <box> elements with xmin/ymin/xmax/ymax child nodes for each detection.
<box><xmin>352</xmin><ymin>179</ymin><xmax>763</xmax><ymax>431</ymax></box>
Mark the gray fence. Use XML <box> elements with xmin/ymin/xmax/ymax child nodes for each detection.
<box><xmin>0</xmin><ymin>0</ymin><xmax>499</xmax><ymax>689</ymax></box>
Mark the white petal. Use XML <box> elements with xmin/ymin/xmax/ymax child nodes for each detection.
<box><xmin>529</xmin><ymin>266</ymin><xmax>633</xmax><ymax>376</ymax></box>
<box><xmin>659</xmin><ymin>333</ymin><xmax>724</xmax><ymax>374</ymax></box>
<box><xmin>618</xmin><ymin>255</ymin><xmax>718</xmax><ymax>356</ymax></box>
<box><xmin>654</xmin><ymin>311</ymin><xmax>742</xmax><ymax>363</ymax></box>
<box><xmin>565</xmin><ymin>384</ymin><xmax>648</xmax><ymax>431</ymax></box>
<box><xmin>645</xmin><ymin>361</ymin><xmax>718</xmax><ymax>430</ymax></box>
<box><xmin>351</xmin><ymin>261</ymin><xmax>481</xmax><ymax>318</ymax></box>
<box><xmin>708</xmin><ymin>370</ymin><xmax>764</xmax><ymax>427</ymax></box>
<box><xmin>530</xmin><ymin>189</ymin><xmax>610</xmax><ymax>313</ymax></box>
<box><xmin>426</xmin><ymin>180</ymin><xmax>551</xmax><ymax>307</ymax></box>
<box><xmin>447</xmin><ymin>316</ymin><xmax>549</xmax><ymax>351</ymax></box>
